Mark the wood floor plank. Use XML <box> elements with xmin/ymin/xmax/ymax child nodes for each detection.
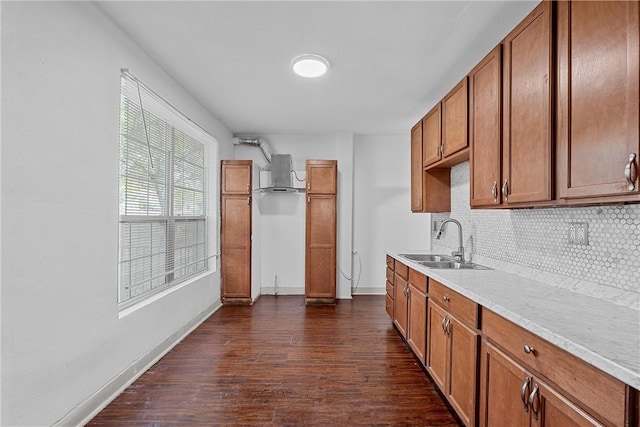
<box><xmin>88</xmin><ymin>295</ymin><xmax>462</xmax><ymax>426</ymax></box>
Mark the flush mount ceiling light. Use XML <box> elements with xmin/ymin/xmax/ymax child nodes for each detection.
<box><xmin>291</xmin><ymin>54</ymin><xmax>329</xmax><ymax>78</ymax></box>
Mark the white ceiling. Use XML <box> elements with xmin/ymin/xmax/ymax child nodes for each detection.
<box><xmin>97</xmin><ymin>1</ymin><xmax>538</xmax><ymax>136</ymax></box>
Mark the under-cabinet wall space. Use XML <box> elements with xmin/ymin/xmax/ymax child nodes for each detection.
<box><xmin>432</xmin><ymin>162</ymin><xmax>640</xmax><ymax>309</ymax></box>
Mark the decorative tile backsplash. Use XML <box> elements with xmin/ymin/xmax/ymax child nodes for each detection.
<box><xmin>432</xmin><ymin>162</ymin><xmax>640</xmax><ymax>309</ymax></box>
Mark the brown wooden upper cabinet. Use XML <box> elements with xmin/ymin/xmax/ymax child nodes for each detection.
<box><xmin>442</xmin><ymin>77</ymin><xmax>469</xmax><ymax>159</ymax></box>
<box><xmin>471</xmin><ymin>1</ymin><xmax>554</xmax><ymax>208</ymax></box>
<box><xmin>556</xmin><ymin>0</ymin><xmax>640</xmax><ymax>203</ymax></box>
<box><xmin>306</xmin><ymin>160</ymin><xmax>337</xmax><ymax>194</ymax></box>
<box><xmin>470</xmin><ymin>45</ymin><xmax>503</xmax><ymax>207</ymax></box>
<box><xmin>221</xmin><ymin>161</ymin><xmax>252</xmax><ymax>195</ymax></box>
<box><xmin>411</xmin><ymin>121</ymin><xmax>424</xmax><ymax>212</ymax></box>
<box><xmin>502</xmin><ymin>1</ymin><xmax>554</xmax><ymax>206</ymax></box>
<box><xmin>423</xmin><ymin>79</ymin><xmax>470</xmax><ymax>170</ymax></box>
<box><xmin>411</xmin><ymin>120</ymin><xmax>451</xmax><ymax>213</ymax></box>
<box><xmin>422</xmin><ymin>104</ymin><xmax>442</xmax><ymax>168</ymax></box>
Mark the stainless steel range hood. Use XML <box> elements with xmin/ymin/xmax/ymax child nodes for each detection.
<box><xmin>260</xmin><ymin>154</ymin><xmax>305</xmax><ymax>193</ymax></box>
<box><xmin>234</xmin><ymin>137</ymin><xmax>305</xmax><ymax>193</ymax></box>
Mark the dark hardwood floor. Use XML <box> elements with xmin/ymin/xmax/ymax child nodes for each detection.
<box><xmin>88</xmin><ymin>295</ymin><xmax>461</xmax><ymax>426</ymax></box>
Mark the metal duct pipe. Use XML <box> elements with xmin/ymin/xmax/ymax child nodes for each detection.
<box><xmin>235</xmin><ymin>136</ymin><xmax>273</xmax><ymax>163</ymax></box>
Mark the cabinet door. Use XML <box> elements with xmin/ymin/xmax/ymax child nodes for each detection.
<box><xmin>503</xmin><ymin>1</ymin><xmax>553</xmax><ymax>205</ymax></box>
<box><xmin>393</xmin><ymin>275</ymin><xmax>409</xmax><ymax>338</ymax></box>
<box><xmin>306</xmin><ymin>160</ymin><xmax>337</xmax><ymax>194</ymax></box>
<box><xmin>532</xmin><ymin>380</ymin><xmax>603</xmax><ymax>427</ymax></box>
<box><xmin>423</xmin><ymin>104</ymin><xmax>442</xmax><ymax>167</ymax></box>
<box><xmin>426</xmin><ymin>300</ymin><xmax>448</xmax><ymax>392</ymax></box>
<box><xmin>221</xmin><ymin>160</ymin><xmax>252</xmax><ymax>195</ymax></box>
<box><xmin>385</xmin><ymin>293</ymin><xmax>393</xmax><ymax>318</ymax></box>
<box><xmin>411</xmin><ymin>121</ymin><xmax>425</xmax><ymax>212</ymax></box>
<box><xmin>221</xmin><ymin>195</ymin><xmax>251</xmax><ymax>298</ymax></box>
<box><xmin>305</xmin><ymin>194</ymin><xmax>336</xmax><ymax>298</ymax></box>
<box><xmin>556</xmin><ymin>1</ymin><xmax>640</xmax><ymax>200</ymax></box>
<box><xmin>479</xmin><ymin>342</ymin><xmax>530</xmax><ymax>427</ymax></box>
<box><xmin>442</xmin><ymin>77</ymin><xmax>469</xmax><ymax>158</ymax></box>
<box><xmin>448</xmin><ymin>315</ymin><xmax>479</xmax><ymax>427</ymax></box>
<box><xmin>470</xmin><ymin>45</ymin><xmax>503</xmax><ymax>207</ymax></box>
<box><xmin>407</xmin><ymin>284</ymin><xmax>427</xmax><ymax>364</ymax></box>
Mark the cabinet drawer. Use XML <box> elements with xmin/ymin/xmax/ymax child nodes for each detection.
<box><xmin>482</xmin><ymin>308</ymin><xmax>626</xmax><ymax>427</ymax></box>
<box><xmin>429</xmin><ymin>279</ymin><xmax>478</xmax><ymax>328</ymax></box>
<box><xmin>408</xmin><ymin>268</ymin><xmax>427</xmax><ymax>293</ymax></box>
<box><xmin>385</xmin><ymin>294</ymin><xmax>393</xmax><ymax>318</ymax></box>
<box><xmin>386</xmin><ymin>255</ymin><xmax>395</xmax><ymax>269</ymax></box>
<box><xmin>386</xmin><ymin>280</ymin><xmax>394</xmax><ymax>297</ymax></box>
<box><xmin>395</xmin><ymin>261</ymin><xmax>409</xmax><ymax>281</ymax></box>
<box><xmin>386</xmin><ymin>267</ymin><xmax>394</xmax><ymax>284</ymax></box>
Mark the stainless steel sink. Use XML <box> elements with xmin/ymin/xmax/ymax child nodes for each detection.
<box><xmin>418</xmin><ymin>260</ymin><xmax>491</xmax><ymax>270</ymax></box>
<box><xmin>400</xmin><ymin>254</ymin><xmax>454</xmax><ymax>262</ymax></box>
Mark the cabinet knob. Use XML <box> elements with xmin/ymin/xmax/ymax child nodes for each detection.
<box><xmin>624</xmin><ymin>153</ymin><xmax>637</xmax><ymax>191</ymax></box>
<box><xmin>443</xmin><ymin>295</ymin><xmax>450</xmax><ymax>302</ymax></box>
<box><xmin>523</xmin><ymin>345</ymin><xmax>536</xmax><ymax>355</ymax></box>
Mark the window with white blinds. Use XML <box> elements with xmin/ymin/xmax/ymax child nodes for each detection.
<box><xmin>118</xmin><ymin>70</ymin><xmax>217</xmax><ymax>306</ymax></box>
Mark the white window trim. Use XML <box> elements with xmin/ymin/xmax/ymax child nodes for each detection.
<box><xmin>118</xmin><ymin>69</ymin><xmax>220</xmax><ymax>310</ymax></box>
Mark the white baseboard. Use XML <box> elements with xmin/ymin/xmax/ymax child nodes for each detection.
<box><xmin>260</xmin><ymin>286</ymin><xmax>386</xmax><ymax>297</ymax></box>
<box><xmin>260</xmin><ymin>286</ymin><xmax>304</xmax><ymax>295</ymax></box>
<box><xmin>351</xmin><ymin>286</ymin><xmax>385</xmax><ymax>295</ymax></box>
<box><xmin>54</xmin><ymin>300</ymin><xmax>222</xmax><ymax>427</ymax></box>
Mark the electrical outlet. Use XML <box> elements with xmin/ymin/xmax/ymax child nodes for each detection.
<box><xmin>576</xmin><ymin>223</ymin><xmax>589</xmax><ymax>245</ymax></box>
<box><xmin>433</xmin><ymin>220</ymin><xmax>442</xmax><ymax>232</ymax></box>
<box><xmin>568</xmin><ymin>222</ymin><xmax>589</xmax><ymax>245</ymax></box>
<box><xmin>568</xmin><ymin>224</ymin><xmax>577</xmax><ymax>243</ymax></box>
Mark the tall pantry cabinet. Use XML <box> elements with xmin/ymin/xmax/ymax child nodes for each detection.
<box><xmin>220</xmin><ymin>160</ymin><xmax>252</xmax><ymax>305</ymax></box>
<box><xmin>305</xmin><ymin>160</ymin><xmax>337</xmax><ymax>305</ymax></box>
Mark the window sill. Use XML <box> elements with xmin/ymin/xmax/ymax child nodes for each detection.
<box><xmin>118</xmin><ymin>270</ymin><xmax>216</xmax><ymax>319</ymax></box>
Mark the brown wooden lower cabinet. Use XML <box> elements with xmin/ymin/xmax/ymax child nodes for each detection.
<box><xmin>385</xmin><ymin>256</ymin><xmax>395</xmax><ymax>318</ymax></box>
<box><xmin>406</xmin><ymin>269</ymin><xmax>427</xmax><ymax>364</ymax></box>
<box><xmin>426</xmin><ymin>301</ymin><xmax>449</xmax><ymax>390</ymax></box>
<box><xmin>305</xmin><ymin>194</ymin><xmax>336</xmax><ymax>303</ymax></box>
<box><xmin>220</xmin><ymin>194</ymin><xmax>251</xmax><ymax>304</ymax></box>
<box><xmin>426</xmin><ymin>298</ymin><xmax>479</xmax><ymax>426</ymax></box>
<box><xmin>481</xmin><ymin>308</ymin><xmax>628</xmax><ymax>427</ymax></box>
<box><xmin>385</xmin><ymin>258</ymin><xmax>636</xmax><ymax>426</ymax></box>
<box><xmin>391</xmin><ymin>266</ymin><xmax>427</xmax><ymax>365</ymax></box>
<box><xmin>393</xmin><ymin>273</ymin><xmax>408</xmax><ymax>338</ymax></box>
<box><xmin>480</xmin><ymin>342</ymin><xmax>603</xmax><ymax>427</ymax></box>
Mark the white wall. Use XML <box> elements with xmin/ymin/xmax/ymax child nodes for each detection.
<box><xmin>1</xmin><ymin>3</ymin><xmax>233</xmax><ymax>425</ymax></box>
<box><xmin>235</xmin><ymin>134</ymin><xmax>339</xmax><ymax>295</ymax></box>
<box><xmin>353</xmin><ymin>135</ymin><xmax>431</xmax><ymax>294</ymax></box>
<box><xmin>236</xmin><ymin>133</ymin><xmax>429</xmax><ymax>298</ymax></box>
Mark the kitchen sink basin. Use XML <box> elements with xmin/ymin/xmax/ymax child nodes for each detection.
<box><xmin>400</xmin><ymin>254</ymin><xmax>454</xmax><ymax>262</ymax></box>
<box><xmin>418</xmin><ymin>260</ymin><xmax>491</xmax><ymax>270</ymax></box>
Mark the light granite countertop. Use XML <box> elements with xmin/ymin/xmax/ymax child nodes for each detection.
<box><xmin>386</xmin><ymin>250</ymin><xmax>640</xmax><ymax>390</ymax></box>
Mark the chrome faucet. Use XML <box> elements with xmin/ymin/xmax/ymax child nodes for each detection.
<box><xmin>435</xmin><ymin>219</ymin><xmax>465</xmax><ymax>263</ymax></box>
